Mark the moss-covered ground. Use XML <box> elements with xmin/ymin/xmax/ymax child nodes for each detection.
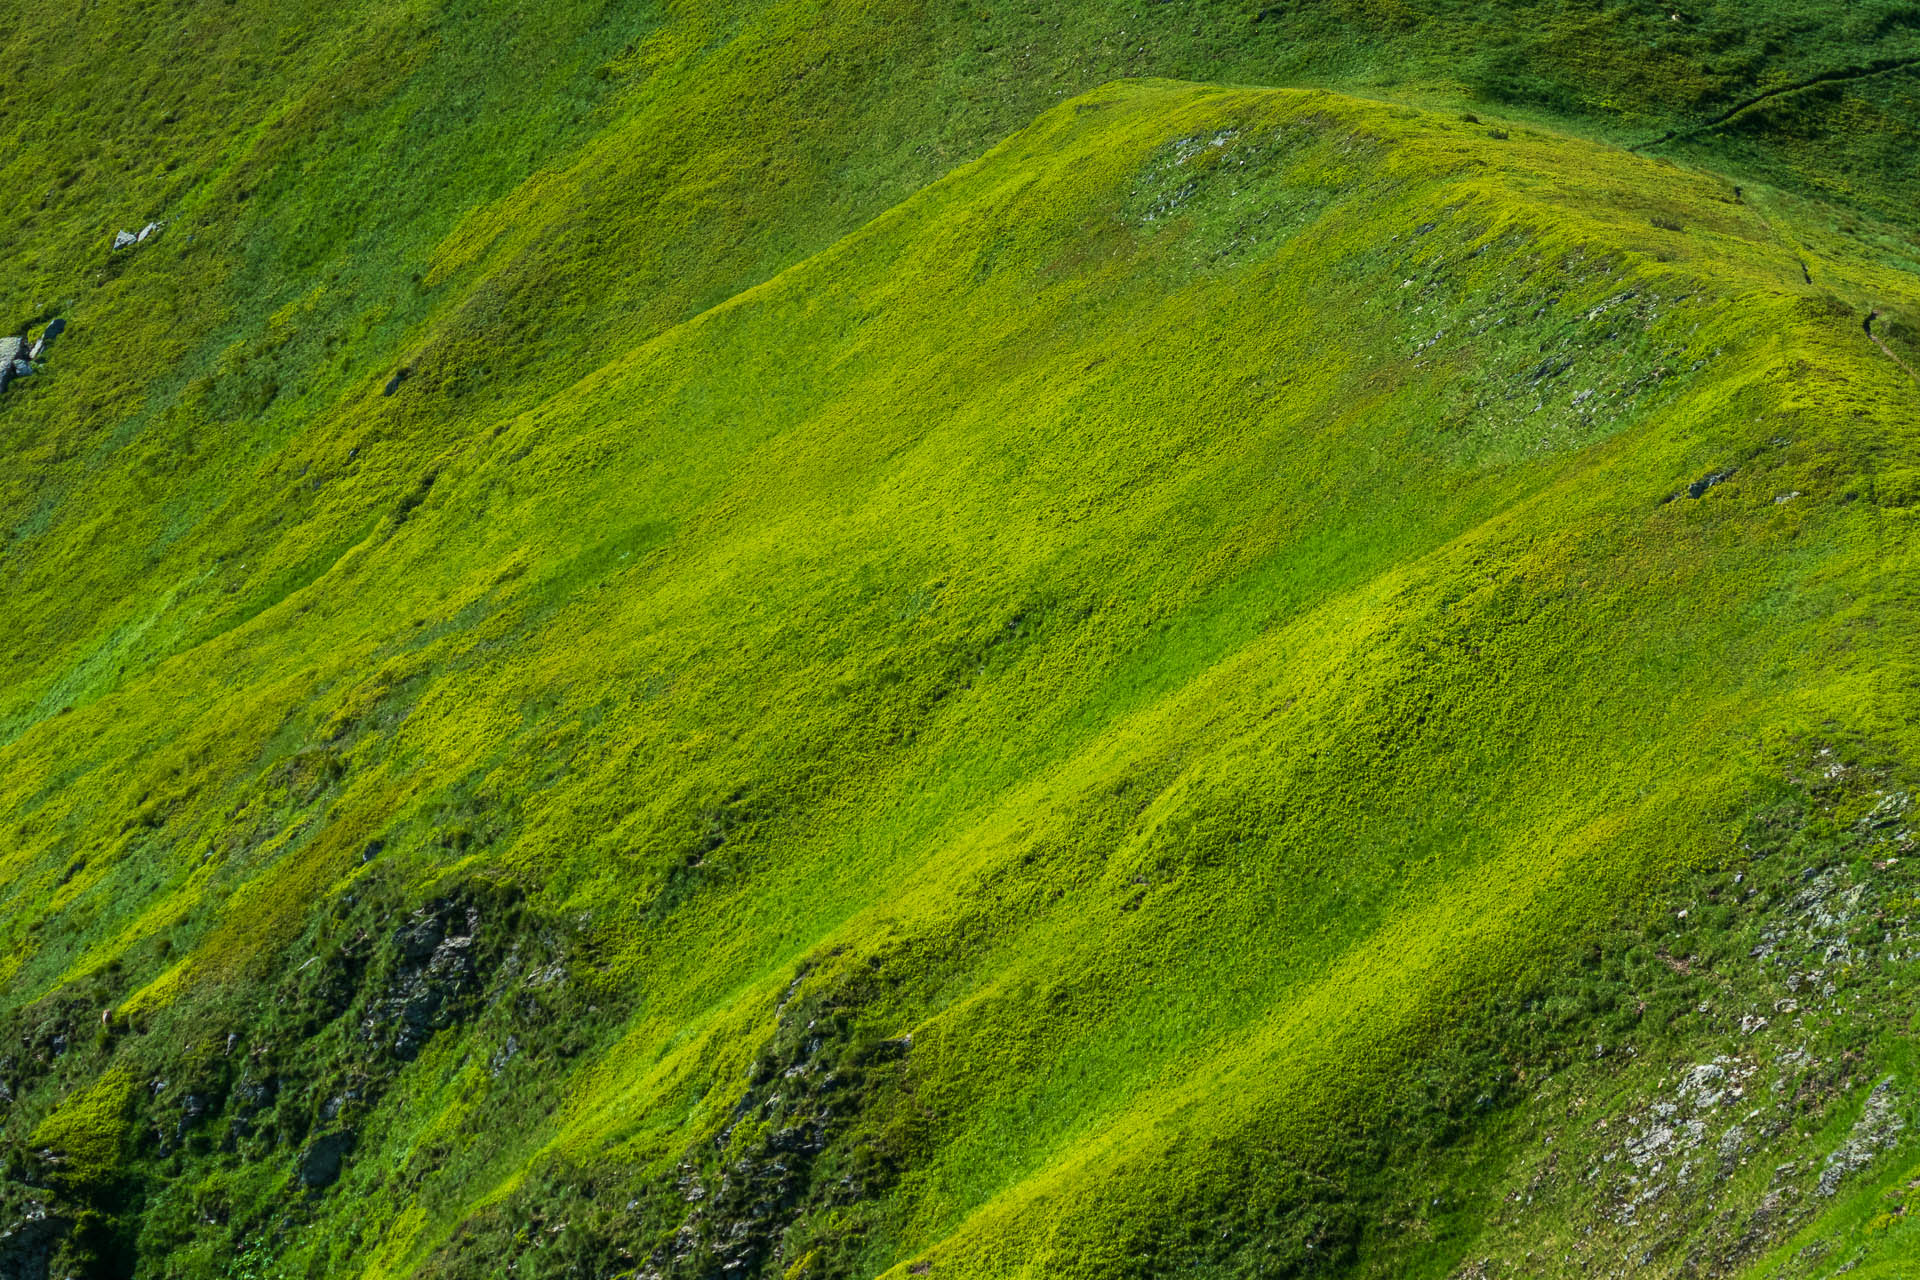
<box><xmin>3</xmin><ymin>3</ymin><xmax>1920</xmax><ymax>1278</ymax></box>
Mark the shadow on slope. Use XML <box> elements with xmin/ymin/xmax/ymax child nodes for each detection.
<box><xmin>1</xmin><ymin>77</ymin><xmax>1918</xmax><ymax>1280</ymax></box>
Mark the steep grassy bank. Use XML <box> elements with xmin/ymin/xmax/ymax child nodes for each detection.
<box><xmin>3</xmin><ymin>4</ymin><xmax>1920</xmax><ymax>1280</ymax></box>
<box><xmin>4</xmin><ymin>0</ymin><xmax>1920</xmax><ymax>748</ymax></box>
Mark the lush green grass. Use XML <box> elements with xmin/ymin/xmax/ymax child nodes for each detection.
<box><xmin>2</xmin><ymin>2</ymin><xmax>1920</xmax><ymax>1279</ymax></box>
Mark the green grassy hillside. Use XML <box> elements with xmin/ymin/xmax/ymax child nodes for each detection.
<box><xmin>3</xmin><ymin>4</ymin><xmax>1920</xmax><ymax>1279</ymax></box>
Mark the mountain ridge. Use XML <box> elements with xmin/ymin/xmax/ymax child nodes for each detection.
<box><xmin>3</xmin><ymin>9</ymin><xmax>1920</xmax><ymax>1279</ymax></box>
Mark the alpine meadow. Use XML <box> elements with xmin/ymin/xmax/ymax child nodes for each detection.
<box><xmin>4</xmin><ymin>2</ymin><xmax>1920</xmax><ymax>1278</ymax></box>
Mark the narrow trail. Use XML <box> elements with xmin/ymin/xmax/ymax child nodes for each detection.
<box><xmin>1867</xmin><ymin>311</ymin><xmax>1920</xmax><ymax>388</ymax></box>
<box><xmin>1630</xmin><ymin>56</ymin><xmax>1920</xmax><ymax>151</ymax></box>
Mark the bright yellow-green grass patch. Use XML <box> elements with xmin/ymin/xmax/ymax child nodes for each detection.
<box><xmin>31</xmin><ymin>1066</ymin><xmax>140</xmax><ymax>1193</ymax></box>
<box><xmin>3</xmin><ymin>74</ymin><xmax>1915</xmax><ymax>1276</ymax></box>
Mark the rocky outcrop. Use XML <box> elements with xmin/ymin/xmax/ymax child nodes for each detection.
<box><xmin>1817</xmin><ymin>1078</ymin><xmax>1905</xmax><ymax>1196</ymax></box>
<box><xmin>110</xmin><ymin>223</ymin><xmax>160</xmax><ymax>252</ymax></box>
<box><xmin>640</xmin><ymin>1019</ymin><xmax>914</xmax><ymax>1280</ymax></box>
<box><xmin>362</xmin><ymin>898</ymin><xmax>488</xmax><ymax>1060</ymax></box>
<box><xmin>27</xmin><ymin>319</ymin><xmax>64</xmax><ymax>362</ymax></box>
<box><xmin>297</xmin><ymin>1131</ymin><xmax>356</xmax><ymax>1190</ymax></box>
<box><xmin>0</xmin><ymin>1202</ymin><xmax>70</xmax><ymax>1280</ymax></box>
<box><xmin>410</xmin><ymin>961</ymin><xmax>924</xmax><ymax>1280</ymax></box>
<box><xmin>1</xmin><ymin>322</ymin><xmax>64</xmax><ymax>396</ymax></box>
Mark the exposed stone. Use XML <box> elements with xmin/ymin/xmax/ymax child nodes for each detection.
<box><xmin>35</xmin><ymin>318</ymin><xmax>65</xmax><ymax>355</ymax></box>
<box><xmin>364</xmin><ymin>899</ymin><xmax>488</xmax><ymax>1059</ymax></box>
<box><xmin>1526</xmin><ymin>354</ymin><xmax>1573</xmax><ymax>383</ymax></box>
<box><xmin>488</xmin><ymin>1034</ymin><xmax>521</xmax><ymax>1078</ymax></box>
<box><xmin>112</xmin><ymin>230</ymin><xmax>138</xmax><ymax>251</ymax></box>
<box><xmin>1816</xmin><ymin>1078</ymin><xmax>1904</xmax><ymax>1196</ymax></box>
<box><xmin>1688</xmin><ymin>468</ymin><xmax>1735</xmax><ymax>498</ymax></box>
<box><xmin>0</xmin><ymin>1201</ymin><xmax>71</xmax><ymax>1280</ymax></box>
<box><xmin>621</xmin><ymin>982</ymin><xmax>916</xmax><ymax>1280</ymax></box>
<box><xmin>297</xmin><ymin>1130</ymin><xmax>355</xmax><ymax>1189</ymax></box>
<box><xmin>1677</xmin><ymin>1063</ymin><xmax>1728</xmax><ymax>1107</ymax></box>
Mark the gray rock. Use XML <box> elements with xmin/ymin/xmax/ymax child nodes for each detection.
<box><xmin>1626</xmin><ymin>1124</ymin><xmax>1674</xmax><ymax>1169</ymax></box>
<box><xmin>112</xmin><ymin>230</ymin><xmax>138</xmax><ymax>250</ymax></box>
<box><xmin>1817</xmin><ymin>1077</ymin><xmax>1904</xmax><ymax>1195</ymax></box>
<box><xmin>1677</xmin><ymin>1062</ymin><xmax>1728</xmax><ymax>1107</ymax></box>
<box><xmin>232</xmin><ymin>1075</ymin><xmax>276</xmax><ymax>1115</ymax></box>
<box><xmin>1716</xmin><ymin>1124</ymin><xmax>1748</xmax><ymax>1167</ymax></box>
<box><xmin>0</xmin><ymin>1201</ymin><xmax>72</xmax><ymax>1280</ymax></box>
<box><xmin>297</xmin><ymin>1130</ymin><xmax>355</xmax><ymax>1188</ymax></box>
<box><xmin>489</xmin><ymin>1033</ymin><xmax>521</xmax><ymax>1077</ymax></box>
<box><xmin>137</xmin><ymin>221</ymin><xmax>161</xmax><ymax>243</ymax></box>
<box><xmin>1688</xmin><ymin>468</ymin><xmax>1735</xmax><ymax>499</ymax></box>
<box><xmin>368</xmin><ymin>899</ymin><xmax>488</xmax><ymax>1059</ymax></box>
<box><xmin>0</xmin><ymin>337</ymin><xmax>22</xmax><ymax>364</ymax></box>
<box><xmin>393</xmin><ymin>912</ymin><xmax>445</xmax><ymax>961</ymax></box>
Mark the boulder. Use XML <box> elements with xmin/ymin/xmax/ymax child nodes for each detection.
<box><xmin>0</xmin><ymin>1202</ymin><xmax>72</xmax><ymax>1280</ymax></box>
<box><xmin>297</xmin><ymin>1130</ymin><xmax>356</xmax><ymax>1189</ymax></box>
<box><xmin>137</xmin><ymin>221</ymin><xmax>161</xmax><ymax>243</ymax></box>
<box><xmin>28</xmin><ymin>319</ymin><xmax>64</xmax><ymax>361</ymax></box>
<box><xmin>0</xmin><ymin>337</ymin><xmax>22</xmax><ymax>364</ymax></box>
<box><xmin>113</xmin><ymin>230</ymin><xmax>138</xmax><ymax>250</ymax></box>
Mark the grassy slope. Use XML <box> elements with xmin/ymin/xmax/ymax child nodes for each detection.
<box><xmin>2</xmin><ymin>3</ymin><xmax>1920</xmax><ymax>1279</ymax></box>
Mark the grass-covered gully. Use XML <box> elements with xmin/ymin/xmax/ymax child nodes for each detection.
<box><xmin>2</xmin><ymin>2</ymin><xmax>1920</xmax><ymax>1278</ymax></box>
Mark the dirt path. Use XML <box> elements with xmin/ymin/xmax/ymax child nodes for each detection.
<box><xmin>1632</xmin><ymin>57</ymin><xmax>1920</xmax><ymax>151</ymax></box>
<box><xmin>1867</xmin><ymin>310</ymin><xmax>1920</xmax><ymax>387</ymax></box>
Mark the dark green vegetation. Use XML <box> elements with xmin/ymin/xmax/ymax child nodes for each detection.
<box><xmin>4</xmin><ymin>1</ymin><xmax>1920</xmax><ymax>1277</ymax></box>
